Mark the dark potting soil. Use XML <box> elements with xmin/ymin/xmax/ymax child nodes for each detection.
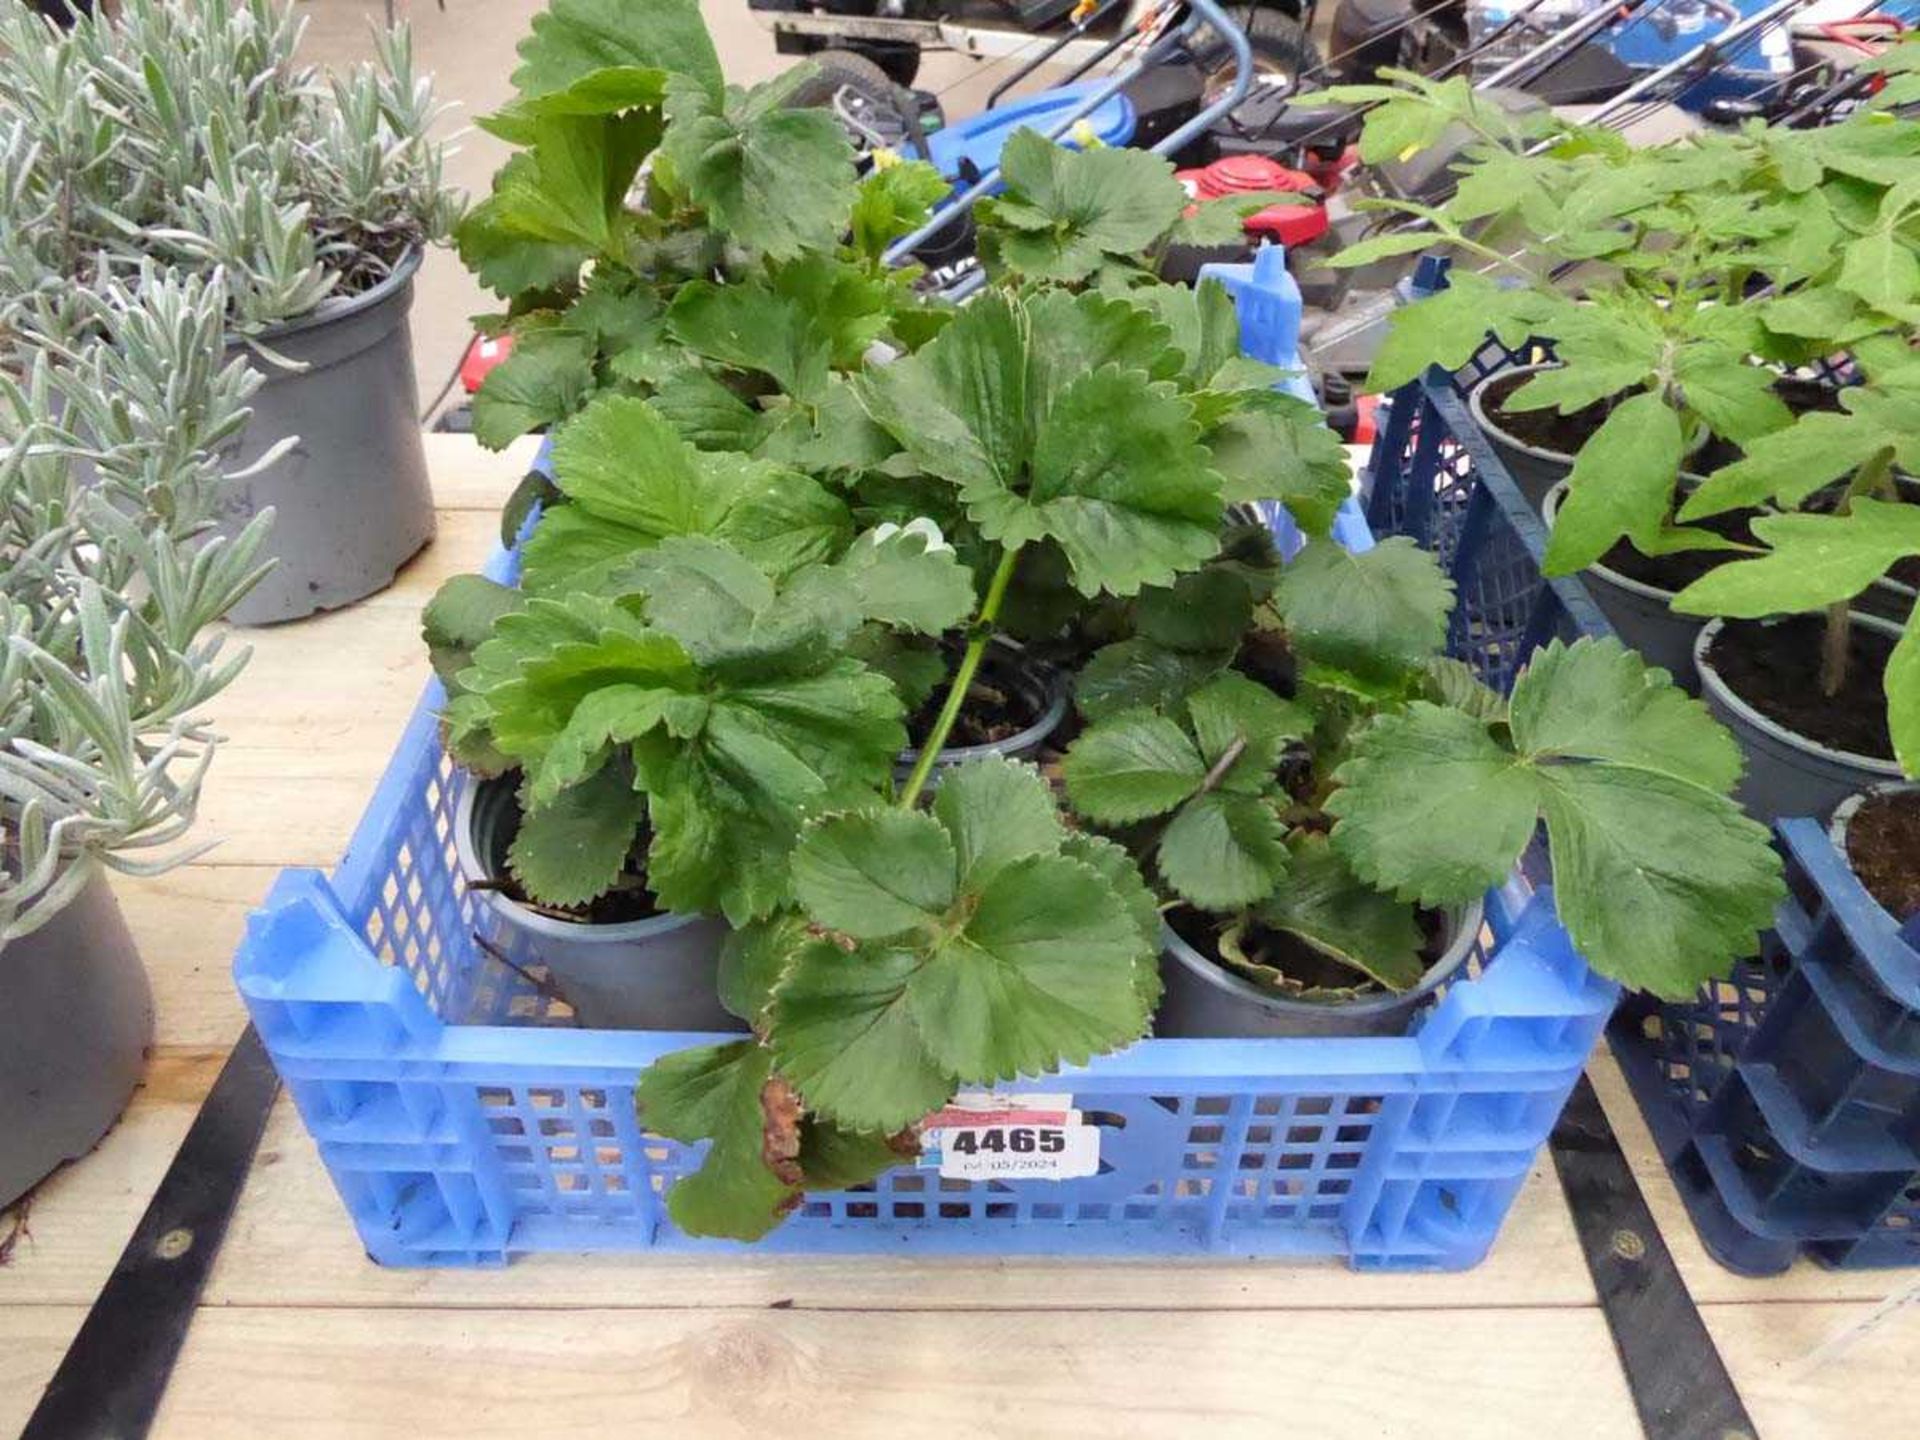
<box><xmin>1169</xmin><ymin>905</ymin><xmax>1447</xmax><ymax>1001</ymax></box>
<box><xmin>1707</xmin><ymin>617</ymin><xmax>1896</xmax><ymax>761</ymax></box>
<box><xmin>906</xmin><ymin>643</ymin><xmax>1047</xmax><ymax>750</ymax></box>
<box><xmin>1480</xmin><ymin>369</ymin><xmax>1611</xmax><ymax>455</ymax></box>
<box><xmin>1845</xmin><ymin>790</ymin><xmax>1920</xmax><ymax>923</ymax></box>
<box><xmin>1598</xmin><ymin>476</ymin><xmax>1920</xmax><ymax>613</ymax></box>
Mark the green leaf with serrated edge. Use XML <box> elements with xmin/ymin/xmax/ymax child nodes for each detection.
<box><xmin>1062</xmin><ymin>709</ymin><xmax>1207</xmax><ymax>824</ymax></box>
<box><xmin>1075</xmin><ymin>639</ymin><xmax>1226</xmax><ymax>722</ymax></box>
<box><xmin>424</xmin><ymin>575</ymin><xmax>520</xmax><ymax>690</ymax></box>
<box><xmin>1542</xmin><ymin>393</ymin><xmax>1684</xmax><ymax>577</ymax></box>
<box><xmin>1761</xmin><ymin>287</ymin><xmax>1862</xmax><ymax>341</ymax></box>
<box><xmin>1158</xmin><ymin>790</ymin><xmax>1290</xmax><ymax>910</ymax></box>
<box><xmin>623</xmin><ymin>537</ymin><xmax>856</xmax><ymax>670</ymax></box>
<box><xmin>1313</xmin><ymin>227</ymin><xmax>1437</xmax><ymax>270</ymax></box>
<box><xmin>1887</xmin><ymin>623</ymin><xmax>1920</xmax><ymax>778</ymax></box>
<box><xmin>906</xmin><ymin>852</ymin><xmax>1151</xmax><ymax>1082</ymax></box>
<box><xmin>850</xmin><ymin>160</ymin><xmax>951</xmax><ymax>261</ymax></box>
<box><xmin>757</xmin><ymin>381</ymin><xmax>899</xmax><ymax>473</ymax></box>
<box><xmin>847</xmin><ymin>628</ymin><xmax>947</xmax><ymax>712</ymax></box>
<box><xmin>988</xmin><ymin>130</ymin><xmax>1188</xmax><ymax>281</ymax></box>
<box><xmin>1184</xmin><ymin>672</ymin><xmax>1311</xmax><ymax>793</ymax></box>
<box><xmin>510</xmin><ymin>0</ymin><xmax>721</xmax><ymax>102</ymax></box>
<box><xmin>529</xmin><ymin>395</ymin><xmax>849</xmax><ymax>591</ymax></box>
<box><xmin>772</xmin><ymin>763</ymin><xmax>1151</xmax><ymax>1128</ymax></box>
<box><xmin>487</xmin><ymin>110</ymin><xmax>661</xmax><ymax>255</ymax></box>
<box><xmin>798</xmin><ymin>1118</ymin><xmax>910</xmax><ymax>1191</ymax></box>
<box><xmin>636</xmin><ymin>1041</ymin><xmax>798</xmax><ymax>1241</ymax></box>
<box><xmin>790</xmin><ymin>809</ymin><xmax>957</xmax><ymax>939</ymax></box>
<box><xmin>1674</xmin><ymin>352</ymin><xmax>1793</xmax><ymax>447</ymax></box>
<box><xmin>646</xmin><ymin>368</ymin><xmax>770</xmax><ymax>453</ymax></box>
<box><xmin>1256</xmin><ymin>835</ymin><xmax>1425</xmax><ymax>992</ymax></box>
<box><xmin>1016</xmin><ymin>366</ymin><xmax>1223</xmax><ymax>597</ymax></box>
<box><xmin>456</xmin><ymin>186</ymin><xmax>588</xmax><ymax>298</ymax></box>
<box><xmin>508</xmin><ymin>762</ymin><xmax>647</xmax><ymax>907</ymax></box>
<box><xmin>1671</xmin><ymin>498</ymin><xmax>1920</xmax><ymax>619</ymax></box>
<box><xmin>1329</xmin><ymin>638</ymin><xmax>1782</xmax><ymax>996</ymax></box>
<box><xmin>1202</xmin><ymin>389</ymin><xmax>1353</xmax><ymax>533</ymax></box>
<box><xmin>1025</xmin><ymin>287</ymin><xmax>1183</xmax><ymax>389</ymax></box>
<box><xmin>471</xmin><ymin>329</ymin><xmax>596</xmax><ymax>450</ymax></box>
<box><xmin>1271</xmin><ymin>537</ymin><xmax>1453</xmax><ymax>681</ymax></box>
<box><xmin>718</xmin><ymin>913</ymin><xmax>808</xmax><ymax>1022</ymax></box>
<box><xmin>931</xmin><ymin>756</ymin><xmax>1067</xmax><ymax>891</ymax></box>
<box><xmin>1364</xmin><ymin>274</ymin><xmax>1559</xmax><ymax>394</ymax></box>
<box><xmin>1839</xmin><ymin>227</ymin><xmax>1920</xmax><ymax>316</ymax></box>
<box><xmin>1328</xmin><ymin>702</ymin><xmax>1548</xmax><ymax>905</ymax></box>
<box><xmin>1134</xmin><ymin>567</ymin><xmax>1255</xmax><ymax>653</ymax></box>
<box><xmin>667</xmin><ymin>278</ymin><xmax>832</xmax><ymax>405</ymax></box>
<box><xmin>1680</xmin><ymin>411</ymin><xmax>1890</xmax><ymax>521</ymax></box>
<box><xmin>769</xmin><ymin>941</ymin><xmax>956</xmax><ymax>1132</ymax></box>
<box><xmin>857</xmin><ymin>291</ymin><xmax>1220</xmax><ymax>598</ymax></box>
<box><xmin>1422</xmin><ymin>656</ymin><xmax>1507</xmax><ymax>722</ymax></box>
<box><xmin>660</xmin><ymin>72</ymin><xmax>857</xmax><ymax>261</ymax></box>
<box><xmin>534</xmin><ymin>682</ymin><xmax>711</xmax><ymax>804</ymax></box>
<box><xmin>1132</xmin><ymin>280</ymin><xmax>1241</xmax><ymax>386</ymax></box>
<box><xmin>1061</xmin><ymin>831</ymin><xmax>1159</xmax><ymax>953</ymax></box>
<box><xmin>831</xmin><ymin>527</ymin><xmax>976</xmax><ymax>635</ymax></box>
<box><xmin>1519</xmin><ymin>634</ymin><xmax>1746</xmax><ymax>789</ymax></box>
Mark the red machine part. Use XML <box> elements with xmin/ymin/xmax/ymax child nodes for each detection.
<box><xmin>460</xmin><ymin>332</ymin><xmax>516</xmax><ymax>394</ymax></box>
<box><xmin>1176</xmin><ymin>154</ymin><xmax>1329</xmax><ymax>247</ymax></box>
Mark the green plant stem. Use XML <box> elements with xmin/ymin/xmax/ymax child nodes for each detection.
<box><xmin>896</xmin><ymin>545</ymin><xmax>1022</xmax><ymax>808</ymax></box>
<box><xmin>1818</xmin><ymin>446</ymin><xmax>1895</xmax><ymax>697</ymax></box>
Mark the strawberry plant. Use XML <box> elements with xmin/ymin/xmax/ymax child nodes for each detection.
<box><xmin>427</xmin><ymin>1</ymin><xmax>1787</xmax><ymax>1241</ymax></box>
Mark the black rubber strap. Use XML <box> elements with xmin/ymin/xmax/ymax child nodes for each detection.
<box><xmin>1550</xmin><ymin>1073</ymin><xmax>1760</xmax><ymax>1440</ymax></box>
<box><xmin>23</xmin><ymin>1026</ymin><xmax>279</xmax><ymax>1440</ymax></box>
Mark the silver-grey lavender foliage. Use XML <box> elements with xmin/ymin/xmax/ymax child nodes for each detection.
<box><xmin>0</xmin><ymin>0</ymin><xmax>460</xmax><ymax>335</ymax></box>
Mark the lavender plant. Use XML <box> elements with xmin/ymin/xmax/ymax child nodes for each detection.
<box><xmin>0</xmin><ymin>268</ymin><xmax>273</xmax><ymax>940</ymax></box>
<box><xmin>0</xmin><ymin>0</ymin><xmax>459</xmax><ymax>336</ymax></box>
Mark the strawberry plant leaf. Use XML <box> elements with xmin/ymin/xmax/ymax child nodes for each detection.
<box><xmin>660</xmin><ymin>70</ymin><xmax>857</xmax><ymax>260</ymax></box>
<box><xmin>508</xmin><ymin>761</ymin><xmax>647</xmax><ymax>906</ymax></box>
<box><xmin>831</xmin><ymin>525</ymin><xmax>977</xmax><ymax>635</ymax></box>
<box><xmin>1270</xmin><ymin>537</ymin><xmax>1453</xmax><ymax>682</ymax></box>
<box><xmin>984</xmin><ymin>129</ymin><xmax>1188</xmax><ymax>281</ymax></box>
<box><xmin>470</xmin><ymin>328</ymin><xmax>596</xmax><ymax>450</ymax></box>
<box><xmin>1255</xmin><ymin>835</ymin><xmax>1425</xmax><ymax>991</ymax></box>
<box><xmin>1061</xmin><ymin>709</ymin><xmax>1206</xmax><ymax>823</ymax></box>
<box><xmin>1074</xmin><ymin>638</ymin><xmax>1226</xmax><ymax>723</ymax></box>
<box><xmin>636</xmin><ymin>1040</ymin><xmax>799</xmax><ymax>1241</ymax></box>
<box><xmin>850</xmin><ymin>159</ymin><xmax>952</xmax><ymax>261</ymax></box>
<box><xmin>771</xmin><ymin>759</ymin><xmax>1152</xmax><ymax>1130</ymax></box>
<box><xmin>1328</xmin><ymin>637</ymin><xmax>1781</xmax><ymax>996</ymax></box>
<box><xmin>718</xmin><ymin>914</ymin><xmax>808</xmax><ymax>1022</ymax></box>
<box><xmin>1157</xmin><ymin>790</ymin><xmax>1289</xmax><ymax>910</ymax></box>
<box><xmin>1201</xmin><ymin>388</ymin><xmax>1353</xmax><ymax>533</ymax></box>
<box><xmin>510</xmin><ymin>0</ymin><xmax>721</xmax><ymax>102</ymax></box>
<box><xmin>526</xmin><ymin>394</ymin><xmax>849</xmax><ymax>592</ymax></box>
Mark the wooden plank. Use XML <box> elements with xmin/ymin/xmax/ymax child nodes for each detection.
<box><xmin>420</xmin><ymin>432</ymin><xmax>541</xmax><ymax>512</ymax></box>
<box><xmin>0</xmin><ymin>1053</ymin><xmax>220</xmax><ymax>1309</ymax></box>
<box><xmin>144</xmin><ymin>1304</ymin><xmax>1642</xmax><ymax>1439</ymax></box>
<box><xmin>1705</xmin><ymin>1300</ymin><xmax>1920</xmax><ymax>1440</ymax></box>
<box><xmin>110</xmin><ymin>868</ymin><xmax>281</xmax><ymax>1049</ymax></box>
<box><xmin>0</xmin><ymin>1309</ymin><xmax>88</xmax><ymax>1440</ymax></box>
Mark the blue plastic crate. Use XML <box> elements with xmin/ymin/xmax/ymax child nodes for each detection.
<box><xmin>232</xmin><ymin>262</ymin><xmax>1619</xmax><ymax>1270</ymax></box>
<box><xmin>1611</xmin><ymin>822</ymin><xmax>1920</xmax><ymax>1274</ymax></box>
<box><xmin>1392</xmin><ymin>252</ymin><xmax>1920</xmax><ymax>1273</ymax></box>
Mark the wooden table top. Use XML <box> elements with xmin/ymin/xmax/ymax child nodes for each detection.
<box><xmin>2</xmin><ymin>435</ymin><xmax>1913</xmax><ymax>1439</ymax></box>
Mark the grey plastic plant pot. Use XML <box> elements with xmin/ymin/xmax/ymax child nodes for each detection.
<box><xmin>1829</xmin><ymin>782</ymin><xmax>1920</xmax><ymax>922</ymax></box>
<box><xmin>1471</xmin><ymin>364</ymin><xmax>1707</xmax><ymax>512</ymax></box>
<box><xmin>1696</xmin><ymin>616</ymin><xmax>1906</xmax><ymax>825</ymax></box>
<box><xmin>1543</xmin><ymin>480</ymin><xmax>1706</xmax><ymax>691</ymax></box>
<box><xmin>1468</xmin><ymin>363</ymin><xmax>1578</xmax><ymax>510</ymax></box>
<box><xmin>0</xmin><ymin>873</ymin><xmax>152</xmax><ymax>1209</ymax></box>
<box><xmin>219</xmin><ymin>249</ymin><xmax>437</xmax><ymax>625</ymax></box>
<box><xmin>895</xmin><ymin>637</ymin><xmax>1070</xmax><ymax>777</ymax></box>
<box><xmin>453</xmin><ymin>775</ymin><xmax>740</xmax><ymax>1033</ymax></box>
<box><xmin>1154</xmin><ymin>896</ymin><xmax>1487</xmax><ymax>1040</ymax></box>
